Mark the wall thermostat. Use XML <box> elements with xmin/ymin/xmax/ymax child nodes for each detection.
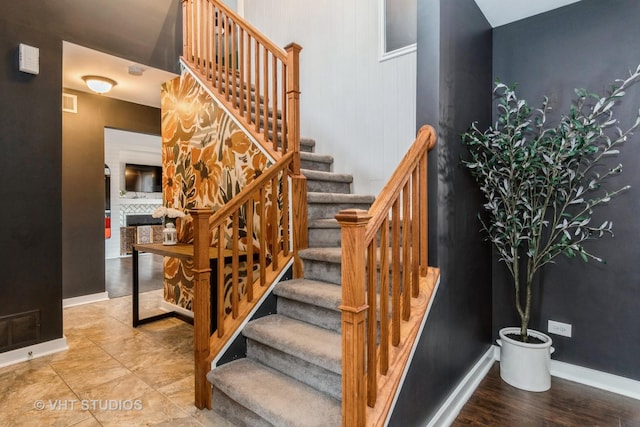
<box><xmin>19</xmin><ymin>43</ymin><xmax>39</xmax><ymax>75</ymax></box>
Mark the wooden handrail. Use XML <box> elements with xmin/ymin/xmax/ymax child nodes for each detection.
<box><xmin>337</xmin><ymin>125</ymin><xmax>437</xmax><ymax>426</ymax></box>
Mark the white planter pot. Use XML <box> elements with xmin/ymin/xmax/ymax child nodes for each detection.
<box><xmin>497</xmin><ymin>327</ymin><xmax>555</xmax><ymax>392</ymax></box>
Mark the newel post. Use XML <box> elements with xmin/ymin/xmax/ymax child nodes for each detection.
<box><xmin>285</xmin><ymin>42</ymin><xmax>307</xmax><ymax>278</ymax></box>
<box><xmin>336</xmin><ymin>209</ymin><xmax>371</xmax><ymax>427</ymax></box>
<box><xmin>191</xmin><ymin>207</ymin><xmax>213</xmax><ymax>409</ymax></box>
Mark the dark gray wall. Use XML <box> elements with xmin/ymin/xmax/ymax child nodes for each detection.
<box><xmin>62</xmin><ymin>90</ymin><xmax>161</xmax><ymax>298</ymax></box>
<box><xmin>1</xmin><ymin>0</ymin><xmax>180</xmax><ymax>349</ymax></box>
<box><xmin>493</xmin><ymin>0</ymin><xmax>640</xmax><ymax>380</ymax></box>
<box><xmin>389</xmin><ymin>1</ymin><xmax>493</xmax><ymax>424</ymax></box>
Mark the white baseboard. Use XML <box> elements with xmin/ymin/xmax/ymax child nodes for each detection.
<box><xmin>550</xmin><ymin>359</ymin><xmax>640</xmax><ymax>400</ymax></box>
<box><xmin>426</xmin><ymin>346</ymin><xmax>496</xmax><ymax>427</ymax></box>
<box><xmin>63</xmin><ymin>292</ymin><xmax>109</xmax><ymax>308</ymax></box>
<box><xmin>0</xmin><ymin>337</ymin><xmax>68</xmax><ymax>368</ymax></box>
<box><xmin>160</xmin><ymin>300</ymin><xmax>194</xmax><ymax>318</ymax></box>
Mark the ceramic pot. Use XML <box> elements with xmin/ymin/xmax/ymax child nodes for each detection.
<box><xmin>497</xmin><ymin>327</ymin><xmax>554</xmax><ymax>392</ymax></box>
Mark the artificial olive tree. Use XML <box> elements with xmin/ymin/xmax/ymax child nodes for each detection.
<box><xmin>463</xmin><ymin>66</ymin><xmax>640</xmax><ymax>341</ymax></box>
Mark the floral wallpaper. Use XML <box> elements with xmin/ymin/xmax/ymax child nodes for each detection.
<box><xmin>160</xmin><ymin>70</ymin><xmax>272</xmax><ymax>312</ymax></box>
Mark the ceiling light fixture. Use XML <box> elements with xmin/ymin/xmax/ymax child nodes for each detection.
<box><xmin>82</xmin><ymin>75</ymin><xmax>117</xmax><ymax>94</ymax></box>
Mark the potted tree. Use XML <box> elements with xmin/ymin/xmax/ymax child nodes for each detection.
<box><xmin>462</xmin><ymin>65</ymin><xmax>640</xmax><ymax>391</ymax></box>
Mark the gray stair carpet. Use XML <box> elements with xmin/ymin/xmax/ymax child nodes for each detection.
<box><xmin>208</xmin><ymin>359</ymin><xmax>341</xmax><ymax>427</ymax></box>
<box><xmin>207</xmin><ymin>132</ymin><xmax>380</xmax><ymax>425</ymax></box>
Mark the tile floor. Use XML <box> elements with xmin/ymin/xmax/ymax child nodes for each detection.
<box><xmin>0</xmin><ymin>291</ymin><xmax>233</xmax><ymax>426</ymax></box>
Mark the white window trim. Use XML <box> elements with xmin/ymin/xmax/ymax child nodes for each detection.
<box><xmin>378</xmin><ymin>0</ymin><xmax>417</xmax><ymax>62</ymax></box>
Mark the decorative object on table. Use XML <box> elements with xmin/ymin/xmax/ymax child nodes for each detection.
<box><xmin>462</xmin><ymin>65</ymin><xmax>640</xmax><ymax>391</ymax></box>
<box><xmin>152</xmin><ymin>206</ymin><xmax>187</xmax><ymax>246</ymax></box>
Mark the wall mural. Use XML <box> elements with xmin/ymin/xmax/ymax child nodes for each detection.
<box><xmin>161</xmin><ymin>70</ymin><xmax>272</xmax><ymax>311</ymax></box>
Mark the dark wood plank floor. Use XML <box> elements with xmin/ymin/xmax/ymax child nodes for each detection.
<box><xmin>105</xmin><ymin>254</ymin><xmax>164</xmax><ymax>298</ymax></box>
<box><xmin>453</xmin><ymin>363</ymin><xmax>640</xmax><ymax>426</ymax></box>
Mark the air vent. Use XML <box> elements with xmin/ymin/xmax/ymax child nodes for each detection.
<box><xmin>0</xmin><ymin>310</ymin><xmax>40</xmax><ymax>351</ymax></box>
<box><xmin>62</xmin><ymin>93</ymin><xmax>77</xmax><ymax>113</ymax></box>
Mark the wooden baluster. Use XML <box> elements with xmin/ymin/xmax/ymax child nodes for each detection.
<box><xmin>271</xmin><ymin>54</ymin><xmax>278</xmax><ymax>152</ymax></box>
<box><xmin>246</xmin><ymin>36</ymin><xmax>252</xmax><ymax>125</ymax></box>
<box><xmin>239</xmin><ymin>28</ymin><xmax>245</xmax><ymax>117</ymax></box>
<box><xmin>196</xmin><ymin>1</ymin><xmax>205</xmax><ymax>74</ymax></box>
<box><xmin>216</xmin><ymin>9</ymin><xmax>223</xmax><ymax>93</ymax></box>
<box><xmin>254</xmin><ymin>40</ymin><xmax>260</xmax><ymax>133</ymax></box>
<box><xmin>263</xmin><ymin>47</ymin><xmax>269</xmax><ymax>143</ymax></box>
<box><xmin>282</xmin><ymin>170</ymin><xmax>290</xmax><ymax>257</ymax></box>
<box><xmin>379</xmin><ymin>218</ymin><xmax>389</xmax><ymax>374</ymax></box>
<box><xmin>232</xmin><ymin>210</ymin><xmax>239</xmax><ymax>318</ymax></box>
<box><xmin>182</xmin><ymin>0</ymin><xmax>189</xmax><ymax>62</ymax></box>
<box><xmin>270</xmin><ymin>175</ymin><xmax>279</xmax><ymax>270</ymax></box>
<box><xmin>420</xmin><ymin>149</ymin><xmax>428</xmax><ymax>276</ymax></box>
<box><xmin>391</xmin><ymin>200</ymin><xmax>401</xmax><ymax>346</ymax></box>
<box><xmin>259</xmin><ymin>186</ymin><xmax>267</xmax><ymax>285</ymax></box>
<box><xmin>217</xmin><ymin>223</ymin><xmax>225</xmax><ymax>337</ymax></box>
<box><xmin>402</xmin><ymin>182</ymin><xmax>411</xmax><ymax>321</ymax></box>
<box><xmin>224</xmin><ymin>14</ymin><xmax>230</xmax><ymax>101</ymax></box>
<box><xmin>281</xmin><ymin>65</ymin><xmax>288</xmax><ymax>153</ymax></box>
<box><xmin>231</xmin><ymin>20</ymin><xmax>238</xmax><ymax>105</ymax></box>
<box><xmin>191</xmin><ymin>207</ymin><xmax>213</xmax><ymax>410</ymax></box>
<box><xmin>336</xmin><ymin>209</ymin><xmax>370</xmax><ymax>427</ymax></box>
<box><xmin>205</xmin><ymin>1</ymin><xmax>211</xmax><ymax>81</ymax></box>
<box><xmin>367</xmin><ymin>240</ymin><xmax>377</xmax><ymax>407</ymax></box>
<box><xmin>246</xmin><ymin>199</ymin><xmax>254</xmax><ymax>302</ymax></box>
<box><xmin>411</xmin><ymin>168</ymin><xmax>419</xmax><ymax>298</ymax></box>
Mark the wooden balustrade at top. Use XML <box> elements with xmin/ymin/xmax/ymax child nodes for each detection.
<box><xmin>181</xmin><ymin>0</ymin><xmax>307</xmax><ymax>278</ymax></box>
<box><xmin>181</xmin><ymin>0</ymin><xmax>301</xmax><ymax>163</ymax></box>
<box><xmin>337</xmin><ymin>125</ymin><xmax>439</xmax><ymax>427</ymax></box>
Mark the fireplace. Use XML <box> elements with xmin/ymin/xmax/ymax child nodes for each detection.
<box><xmin>126</xmin><ymin>214</ymin><xmax>163</xmax><ymax>227</ymax></box>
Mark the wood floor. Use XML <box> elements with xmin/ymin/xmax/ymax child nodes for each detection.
<box><xmin>105</xmin><ymin>254</ymin><xmax>164</xmax><ymax>298</ymax></box>
<box><xmin>453</xmin><ymin>363</ymin><xmax>640</xmax><ymax>426</ymax></box>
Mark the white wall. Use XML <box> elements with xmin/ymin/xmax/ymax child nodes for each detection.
<box><xmin>104</xmin><ymin>128</ymin><xmax>162</xmax><ymax>259</ymax></box>
<box><xmin>243</xmin><ymin>0</ymin><xmax>417</xmax><ymax>195</ymax></box>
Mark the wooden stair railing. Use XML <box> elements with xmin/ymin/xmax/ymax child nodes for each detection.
<box><xmin>181</xmin><ymin>0</ymin><xmax>307</xmax><ymax>278</ymax></box>
<box><xmin>336</xmin><ymin>125</ymin><xmax>439</xmax><ymax>426</ymax></box>
<box><xmin>192</xmin><ymin>152</ymin><xmax>295</xmax><ymax>409</ymax></box>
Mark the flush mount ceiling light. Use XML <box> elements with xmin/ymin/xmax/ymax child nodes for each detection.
<box><xmin>82</xmin><ymin>75</ymin><xmax>117</xmax><ymax>94</ymax></box>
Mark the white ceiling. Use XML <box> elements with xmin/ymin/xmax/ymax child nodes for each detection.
<box><xmin>474</xmin><ymin>0</ymin><xmax>583</xmax><ymax>27</ymax></box>
<box><xmin>62</xmin><ymin>2</ymin><xmax>583</xmax><ymax>107</ymax></box>
<box><xmin>62</xmin><ymin>42</ymin><xmax>178</xmax><ymax>108</ymax></box>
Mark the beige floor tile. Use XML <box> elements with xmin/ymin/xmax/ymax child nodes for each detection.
<box><xmin>90</xmin><ymin>389</ymin><xmax>192</xmax><ymax>426</ymax></box>
<box><xmin>75</xmin><ymin>370</ymin><xmax>153</xmax><ymax>402</ymax></box>
<box><xmin>0</xmin><ymin>293</ymin><xmax>225</xmax><ymax>426</ymax></box>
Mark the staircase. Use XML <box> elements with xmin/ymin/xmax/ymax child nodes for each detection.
<box><xmin>207</xmin><ymin>138</ymin><xmax>374</xmax><ymax>426</ymax></box>
<box><xmin>180</xmin><ymin>2</ymin><xmax>439</xmax><ymax>425</ymax></box>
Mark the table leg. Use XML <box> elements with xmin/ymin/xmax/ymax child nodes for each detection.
<box><xmin>133</xmin><ymin>247</ymin><xmax>140</xmax><ymax>326</ymax></box>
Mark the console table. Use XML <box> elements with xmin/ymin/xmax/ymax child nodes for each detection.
<box><xmin>132</xmin><ymin>242</ymin><xmax>235</xmax><ymax>328</ymax></box>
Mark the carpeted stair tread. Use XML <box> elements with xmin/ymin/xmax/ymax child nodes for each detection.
<box><xmin>244</xmin><ymin>314</ymin><xmax>341</xmax><ymax>374</ymax></box>
<box><xmin>307</xmin><ymin>192</ymin><xmax>375</xmax><ymax>204</ymax></box>
<box><xmin>308</xmin><ymin>218</ymin><xmax>340</xmax><ymax>229</ymax></box>
<box><xmin>300</xmin><ymin>138</ymin><xmax>316</xmax><ymax>152</ymax></box>
<box><xmin>274</xmin><ymin>278</ymin><xmax>341</xmax><ymax>312</ymax></box>
<box><xmin>300</xmin><ymin>151</ymin><xmax>334</xmax><ymax>164</ymax></box>
<box><xmin>302</xmin><ymin>169</ymin><xmax>353</xmax><ymax>183</ymax></box>
<box><xmin>299</xmin><ymin>247</ymin><xmax>343</xmax><ymax>264</ymax></box>
<box><xmin>208</xmin><ymin>358</ymin><xmax>341</xmax><ymax>427</ymax></box>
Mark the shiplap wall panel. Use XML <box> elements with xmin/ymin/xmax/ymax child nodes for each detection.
<box><xmin>244</xmin><ymin>0</ymin><xmax>417</xmax><ymax>195</ymax></box>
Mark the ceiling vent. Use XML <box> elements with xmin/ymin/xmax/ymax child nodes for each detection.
<box><xmin>62</xmin><ymin>92</ymin><xmax>77</xmax><ymax>113</ymax></box>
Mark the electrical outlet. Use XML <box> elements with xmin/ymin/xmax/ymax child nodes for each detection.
<box><xmin>548</xmin><ymin>320</ymin><xmax>572</xmax><ymax>337</ymax></box>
